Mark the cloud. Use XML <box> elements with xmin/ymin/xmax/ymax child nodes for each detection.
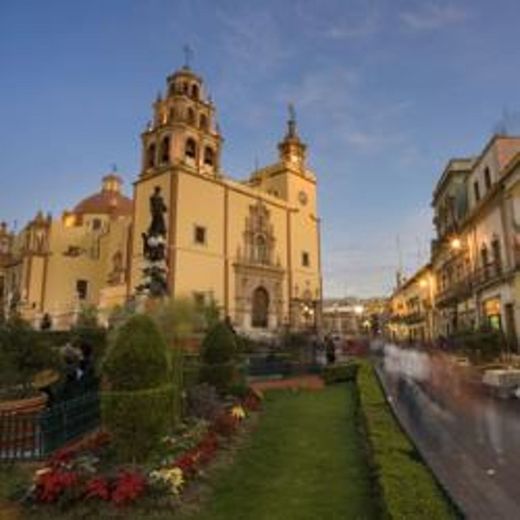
<box><xmin>400</xmin><ymin>3</ymin><xmax>469</xmax><ymax>31</ymax></box>
<box><xmin>294</xmin><ymin>0</ymin><xmax>380</xmax><ymax>41</ymax></box>
<box><xmin>216</xmin><ymin>8</ymin><xmax>290</xmax><ymax>72</ymax></box>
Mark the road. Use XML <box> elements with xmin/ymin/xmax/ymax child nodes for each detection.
<box><xmin>374</xmin><ymin>347</ymin><xmax>520</xmax><ymax>520</ymax></box>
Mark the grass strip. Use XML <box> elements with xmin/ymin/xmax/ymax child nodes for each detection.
<box><xmin>357</xmin><ymin>361</ymin><xmax>459</xmax><ymax>519</ymax></box>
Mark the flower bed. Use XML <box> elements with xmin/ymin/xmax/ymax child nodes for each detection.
<box><xmin>25</xmin><ymin>388</ymin><xmax>262</xmax><ymax>512</ymax></box>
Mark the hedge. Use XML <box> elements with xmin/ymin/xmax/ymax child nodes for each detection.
<box><xmin>322</xmin><ymin>362</ymin><xmax>359</xmax><ymax>384</ymax></box>
<box><xmin>101</xmin><ymin>314</ymin><xmax>173</xmax><ymax>462</ymax></box>
<box><xmin>101</xmin><ymin>384</ymin><xmax>178</xmax><ymax>462</ymax></box>
<box><xmin>357</xmin><ymin>361</ymin><xmax>459</xmax><ymax>519</ymax></box>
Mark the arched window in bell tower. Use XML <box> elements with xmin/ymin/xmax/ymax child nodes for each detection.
<box><xmin>185</xmin><ymin>138</ymin><xmax>197</xmax><ymax>160</ymax></box>
<box><xmin>203</xmin><ymin>146</ymin><xmax>214</xmax><ymax>167</ymax></box>
<box><xmin>187</xmin><ymin>108</ymin><xmax>195</xmax><ymax>125</ymax></box>
<box><xmin>199</xmin><ymin>114</ymin><xmax>208</xmax><ymax>131</ymax></box>
<box><xmin>146</xmin><ymin>143</ymin><xmax>156</xmax><ymax>169</ymax></box>
<box><xmin>191</xmin><ymin>84</ymin><xmax>199</xmax><ymax>100</ymax></box>
<box><xmin>160</xmin><ymin>135</ymin><xmax>170</xmax><ymax>164</ymax></box>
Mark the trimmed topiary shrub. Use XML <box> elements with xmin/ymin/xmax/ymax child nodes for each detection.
<box><xmin>101</xmin><ymin>384</ymin><xmax>176</xmax><ymax>462</ymax></box>
<box><xmin>101</xmin><ymin>314</ymin><xmax>174</xmax><ymax>462</ymax></box>
<box><xmin>201</xmin><ymin>321</ymin><xmax>238</xmax><ymax>364</ymax></box>
<box><xmin>322</xmin><ymin>362</ymin><xmax>359</xmax><ymax>385</ymax></box>
<box><xmin>102</xmin><ymin>314</ymin><xmax>169</xmax><ymax>391</ymax></box>
<box><xmin>200</xmin><ymin>362</ymin><xmax>238</xmax><ymax>394</ymax></box>
<box><xmin>200</xmin><ymin>321</ymin><xmax>242</xmax><ymax>395</ymax></box>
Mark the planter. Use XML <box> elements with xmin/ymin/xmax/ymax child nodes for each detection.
<box><xmin>0</xmin><ymin>393</ymin><xmax>48</xmax><ymax>460</ymax></box>
<box><xmin>0</xmin><ymin>393</ymin><xmax>48</xmax><ymax>414</ymax></box>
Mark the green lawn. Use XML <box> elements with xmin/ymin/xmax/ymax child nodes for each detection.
<box><xmin>190</xmin><ymin>384</ymin><xmax>379</xmax><ymax>520</ymax></box>
<box><xmin>16</xmin><ymin>383</ymin><xmax>379</xmax><ymax>520</ymax></box>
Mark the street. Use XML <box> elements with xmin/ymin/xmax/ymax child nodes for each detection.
<box><xmin>374</xmin><ymin>345</ymin><xmax>520</xmax><ymax>519</ymax></box>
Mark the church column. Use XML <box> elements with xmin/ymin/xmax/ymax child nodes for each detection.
<box><xmin>286</xmin><ymin>208</ymin><xmax>292</xmax><ymax>327</ymax></box>
<box><xmin>223</xmin><ymin>185</ymin><xmax>229</xmax><ymax>316</ymax></box>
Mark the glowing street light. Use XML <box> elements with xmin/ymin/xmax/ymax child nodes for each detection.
<box><xmin>354</xmin><ymin>305</ymin><xmax>364</xmax><ymax>315</ymax></box>
<box><xmin>450</xmin><ymin>237</ymin><xmax>462</xmax><ymax>250</ymax></box>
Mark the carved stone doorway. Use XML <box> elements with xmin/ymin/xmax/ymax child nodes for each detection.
<box><xmin>252</xmin><ymin>286</ymin><xmax>269</xmax><ymax>328</ymax></box>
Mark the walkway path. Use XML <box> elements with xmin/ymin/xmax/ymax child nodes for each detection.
<box><xmin>249</xmin><ymin>375</ymin><xmax>324</xmax><ymax>392</ymax></box>
<box><xmin>375</xmin><ymin>353</ymin><xmax>520</xmax><ymax>519</ymax></box>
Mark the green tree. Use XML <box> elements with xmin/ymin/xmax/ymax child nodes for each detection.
<box><xmin>101</xmin><ymin>314</ymin><xmax>176</xmax><ymax>461</ymax></box>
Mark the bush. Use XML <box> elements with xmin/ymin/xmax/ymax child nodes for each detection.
<box><xmin>450</xmin><ymin>326</ymin><xmax>504</xmax><ymax>363</ymax></box>
<box><xmin>200</xmin><ymin>362</ymin><xmax>241</xmax><ymax>394</ymax></box>
<box><xmin>201</xmin><ymin>321</ymin><xmax>238</xmax><ymax>364</ymax></box>
<box><xmin>200</xmin><ymin>321</ymin><xmax>242</xmax><ymax>395</ymax></box>
<box><xmin>183</xmin><ymin>354</ymin><xmax>201</xmax><ymax>390</ymax></box>
<box><xmin>322</xmin><ymin>362</ymin><xmax>359</xmax><ymax>385</ymax></box>
<box><xmin>186</xmin><ymin>383</ymin><xmax>221</xmax><ymax>420</ymax></box>
<box><xmin>0</xmin><ymin>318</ymin><xmax>62</xmax><ymax>397</ymax></box>
<box><xmin>102</xmin><ymin>314</ymin><xmax>169</xmax><ymax>391</ymax></box>
<box><xmin>101</xmin><ymin>314</ymin><xmax>173</xmax><ymax>461</ymax></box>
<box><xmin>357</xmin><ymin>361</ymin><xmax>458</xmax><ymax>519</ymax></box>
<box><xmin>101</xmin><ymin>384</ymin><xmax>176</xmax><ymax>462</ymax></box>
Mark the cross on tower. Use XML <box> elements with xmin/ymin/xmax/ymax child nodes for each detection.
<box><xmin>183</xmin><ymin>44</ymin><xmax>194</xmax><ymax>69</ymax></box>
<box><xmin>287</xmin><ymin>102</ymin><xmax>297</xmax><ymax>137</ymax></box>
<box><xmin>288</xmin><ymin>102</ymin><xmax>296</xmax><ymax>123</ymax></box>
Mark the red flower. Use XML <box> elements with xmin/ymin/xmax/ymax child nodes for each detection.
<box><xmin>174</xmin><ymin>451</ymin><xmax>198</xmax><ymax>477</ymax></box>
<box><xmin>35</xmin><ymin>469</ymin><xmax>79</xmax><ymax>503</ymax></box>
<box><xmin>84</xmin><ymin>476</ymin><xmax>111</xmax><ymax>501</ymax></box>
<box><xmin>49</xmin><ymin>446</ymin><xmax>76</xmax><ymax>467</ymax></box>
<box><xmin>111</xmin><ymin>471</ymin><xmax>146</xmax><ymax>506</ymax></box>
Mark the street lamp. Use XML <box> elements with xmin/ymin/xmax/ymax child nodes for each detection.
<box><xmin>450</xmin><ymin>237</ymin><xmax>462</xmax><ymax>251</ymax></box>
<box><xmin>354</xmin><ymin>305</ymin><xmax>364</xmax><ymax>316</ymax></box>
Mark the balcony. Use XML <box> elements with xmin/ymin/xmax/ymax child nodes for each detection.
<box><xmin>472</xmin><ymin>261</ymin><xmax>504</xmax><ymax>289</ymax></box>
<box><xmin>435</xmin><ymin>261</ymin><xmax>505</xmax><ymax>307</ymax></box>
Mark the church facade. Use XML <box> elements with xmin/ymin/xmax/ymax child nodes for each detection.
<box><xmin>131</xmin><ymin>65</ymin><xmax>322</xmax><ymax>333</ymax></box>
<box><xmin>1</xmin><ymin>65</ymin><xmax>322</xmax><ymax>333</ymax></box>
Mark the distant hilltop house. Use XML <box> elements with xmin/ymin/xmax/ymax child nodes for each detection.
<box><xmin>0</xmin><ymin>64</ymin><xmax>322</xmax><ymax>334</ymax></box>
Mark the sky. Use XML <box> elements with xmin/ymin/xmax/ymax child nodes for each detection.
<box><xmin>2</xmin><ymin>0</ymin><xmax>520</xmax><ymax>298</ymax></box>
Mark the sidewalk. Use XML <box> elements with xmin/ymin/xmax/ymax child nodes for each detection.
<box><xmin>250</xmin><ymin>375</ymin><xmax>324</xmax><ymax>392</ymax></box>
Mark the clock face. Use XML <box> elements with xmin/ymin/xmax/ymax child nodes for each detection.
<box><xmin>298</xmin><ymin>190</ymin><xmax>308</xmax><ymax>205</ymax></box>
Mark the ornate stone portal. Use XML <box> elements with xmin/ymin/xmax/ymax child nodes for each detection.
<box><xmin>234</xmin><ymin>200</ymin><xmax>284</xmax><ymax>331</ymax></box>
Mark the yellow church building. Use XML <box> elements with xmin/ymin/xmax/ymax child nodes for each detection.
<box><xmin>1</xmin><ymin>64</ymin><xmax>323</xmax><ymax>334</ymax></box>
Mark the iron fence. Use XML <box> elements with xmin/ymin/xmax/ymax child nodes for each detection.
<box><xmin>0</xmin><ymin>392</ymin><xmax>100</xmax><ymax>462</ymax></box>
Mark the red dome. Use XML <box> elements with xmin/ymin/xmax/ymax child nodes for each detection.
<box><xmin>73</xmin><ymin>175</ymin><xmax>132</xmax><ymax>217</ymax></box>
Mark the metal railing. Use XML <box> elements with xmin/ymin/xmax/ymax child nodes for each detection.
<box><xmin>0</xmin><ymin>392</ymin><xmax>100</xmax><ymax>462</ymax></box>
<box><xmin>435</xmin><ymin>261</ymin><xmax>504</xmax><ymax>306</ymax></box>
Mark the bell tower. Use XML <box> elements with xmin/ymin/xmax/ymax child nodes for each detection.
<box><xmin>278</xmin><ymin>104</ymin><xmax>307</xmax><ymax>170</ymax></box>
<box><xmin>140</xmin><ymin>65</ymin><xmax>222</xmax><ymax>178</ymax></box>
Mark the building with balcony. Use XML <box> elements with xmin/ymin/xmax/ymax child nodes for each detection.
<box><xmin>388</xmin><ymin>264</ymin><xmax>434</xmax><ymax>343</ymax></box>
<box><xmin>431</xmin><ymin>135</ymin><xmax>520</xmax><ymax>349</ymax></box>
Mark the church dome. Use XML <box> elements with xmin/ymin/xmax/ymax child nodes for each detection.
<box><xmin>73</xmin><ymin>174</ymin><xmax>132</xmax><ymax>217</ymax></box>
